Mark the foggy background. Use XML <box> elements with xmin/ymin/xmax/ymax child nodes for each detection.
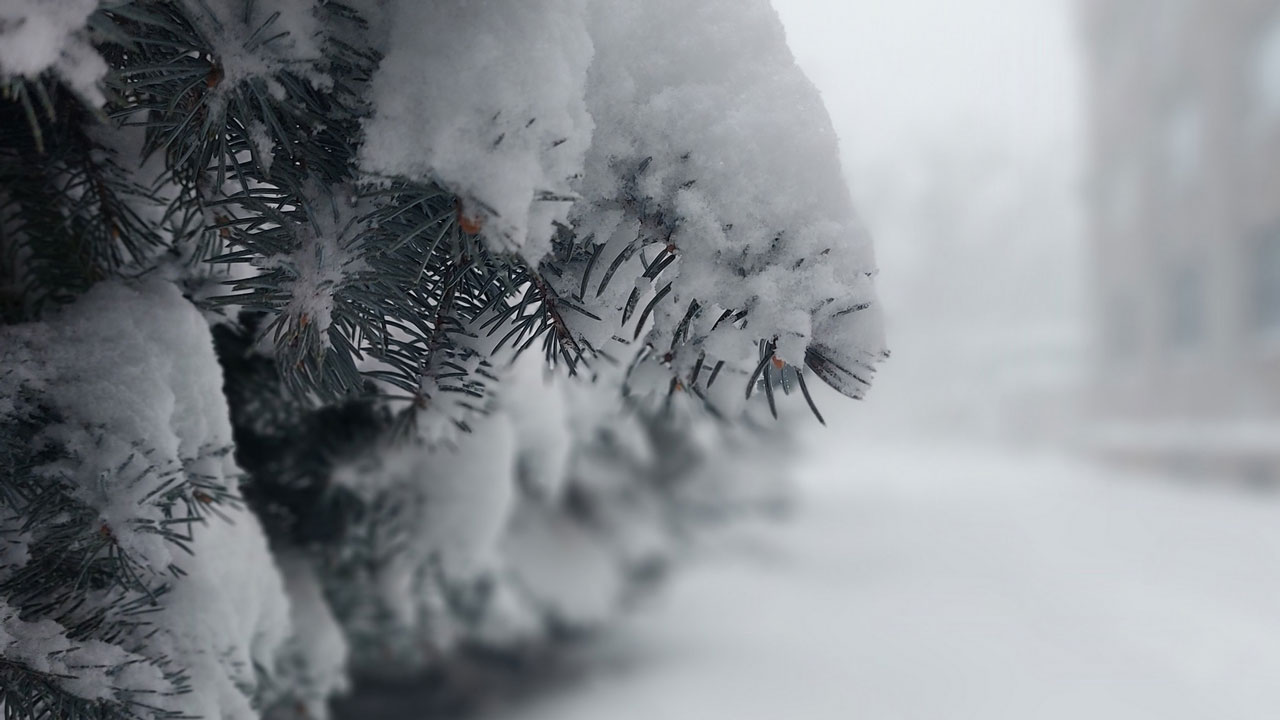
<box><xmin>776</xmin><ymin>0</ymin><xmax>1088</xmax><ymax>445</ymax></box>
<box><xmin>487</xmin><ymin>2</ymin><xmax>1280</xmax><ymax>720</ymax></box>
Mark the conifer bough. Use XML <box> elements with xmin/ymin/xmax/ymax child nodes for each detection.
<box><xmin>0</xmin><ymin>1</ymin><xmax>885</xmax><ymax>718</ymax></box>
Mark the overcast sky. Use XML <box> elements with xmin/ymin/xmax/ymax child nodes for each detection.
<box><xmin>771</xmin><ymin>0</ymin><xmax>1083</xmax><ymax>176</ymax></box>
<box><xmin>770</xmin><ymin>0</ymin><xmax>1090</xmax><ymax>431</ymax></box>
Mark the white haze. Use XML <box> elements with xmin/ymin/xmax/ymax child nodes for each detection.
<box><xmin>773</xmin><ymin>0</ymin><xmax>1089</xmax><ymax>442</ymax></box>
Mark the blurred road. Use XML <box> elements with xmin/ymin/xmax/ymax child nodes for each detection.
<box><xmin>506</xmin><ymin>442</ymin><xmax>1280</xmax><ymax>720</ymax></box>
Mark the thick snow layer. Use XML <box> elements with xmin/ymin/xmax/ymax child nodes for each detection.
<box><xmin>331</xmin><ymin>406</ymin><xmax>520</xmax><ymax>641</ymax></box>
<box><xmin>0</xmin><ymin>0</ymin><xmax>105</xmax><ymax>104</ymax></box>
<box><xmin>7</xmin><ymin>0</ymin><xmax>884</xmax><ymax>408</ymax></box>
<box><xmin>8</xmin><ymin>281</ymin><xmax>248</xmax><ymax>571</ymax></box>
<box><xmin>156</xmin><ymin>489</ymin><xmax>291</xmax><ymax>720</ymax></box>
<box><xmin>408</xmin><ymin>413</ymin><xmax>520</xmax><ymax>581</ymax></box>
<box><xmin>275</xmin><ymin>552</ymin><xmax>351</xmax><ymax>720</ymax></box>
<box><xmin>499</xmin><ymin>442</ymin><xmax>1280</xmax><ymax>720</ymax></box>
<box><xmin>504</xmin><ymin>354</ymin><xmax>573</xmax><ymax>500</ymax></box>
<box><xmin>502</xmin><ymin>502</ymin><xmax>626</xmax><ymax>627</ymax></box>
<box><xmin>359</xmin><ymin>0</ymin><xmax>883</xmax><ymax>399</ymax></box>
<box><xmin>0</xmin><ymin>281</ymin><xmax>291</xmax><ymax>719</ymax></box>
<box><xmin>0</xmin><ymin>601</ymin><xmax>162</xmax><ymax>702</ymax></box>
<box><xmin>571</xmin><ymin>0</ymin><xmax>884</xmax><ymax>383</ymax></box>
<box><xmin>361</xmin><ymin>0</ymin><xmax>594</xmax><ymax>260</ymax></box>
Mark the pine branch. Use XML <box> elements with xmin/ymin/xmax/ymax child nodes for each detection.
<box><xmin>0</xmin><ymin>82</ymin><xmax>165</xmax><ymax>319</ymax></box>
<box><xmin>0</xmin><ymin>659</ymin><xmax>152</xmax><ymax>720</ymax></box>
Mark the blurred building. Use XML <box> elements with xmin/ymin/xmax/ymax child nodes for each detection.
<box><xmin>1080</xmin><ymin>0</ymin><xmax>1280</xmax><ymax>482</ymax></box>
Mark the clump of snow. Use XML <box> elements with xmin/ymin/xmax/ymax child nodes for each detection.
<box><xmin>13</xmin><ymin>281</ymin><xmax>250</xmax><ymax>573</ymax></box>
<box><xmin>0</xmin><ymin>280</ymin><xmax>292</xmax><ymax>720</ymax></box>
<box><xmin>247</xmin><ymin>119</ymin><xmax>275</xmax><ymax>173</ymax></box>
<box><xmin>328</xmin><ymin>406</ymin><xmax>520</xmax><ymax>656</ymax></box>
<box><xmin>336</xmin><ymin>409</ymin><xmax>518</xmax><ymax>587</ymax></box>
<box><xmin>408</xmin><ymin>414</ymin><xmax>519</xmax><ymax>581</ymax></box>
<box><xmin>271</xmin><ymin>552</ymin><xmax>351</xmax><ymax>720</ymax></box>
<box><xmin>502</xmin><ymin>502</ymin><xmax>626</xmax><ymax>627</ymax></box>
<box><xmin>564</xmin><ymin>0</ymin><xmax>885</xmax><ymax>397</ymax></box>
<box><xmin>0</xmin><ymin>601</ymin><xmax>165</xmax><ymax>703</ymax></box>
<box><xmin>180</xmin><ymin>0</ymin><xmax>326</xmax><ymax>92</ymax></box>
<box><xmin>0</xmin><ymin>0</ymin><xmax>106</xmax><ymax>104</ymax></box>
<box><xmin>360</xmin><ymin>0</ymin><xmax>595</xmax><ymax>260</ymax></box>
<box><xmin>356</xmin><ymin>0</ymin><xmax>885</xmax><ymax>391</ymax></box>
<box><xmin>257</xmin><ymin>189</ymin><xmax>366</xmax><ymax>351</ymax></box>
<box><xmin>504</xmin><ymin>353</ymin><xmax>574</xmax><ymax>500</ymax></box>
<box><xmin>155</xmin><ymin>488</ymin><xmax>291</xmax><ymax>720</ymax></box>
<box><xmin>323</xmin><ymin>352</ymin><xmax>661</xmax><ymax>662</ymax></box>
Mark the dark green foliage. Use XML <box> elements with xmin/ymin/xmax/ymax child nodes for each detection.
<box><xmin>212</xmin><ymin>314</ymin><xmax>381</xmax><ymax>546</ymax></box>
<box><xmin>0</xmin><ymin>79</ymin><xmax>164</xmax><ymax>320</ymax></box>
<box><xmin>1</xmin><ymin>660</ymin><xmax>140</xmax><ymax>720</ymax></box>
<box><xmin>0</xmin><ymin>397</ymin><xmax>221</xmax><ymax>720</ymax></box>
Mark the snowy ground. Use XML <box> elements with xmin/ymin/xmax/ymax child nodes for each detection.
<box><xmin>499</xmin><ymin>439</ymin><xmax>1280</xmax><ymax>720</ymax></box>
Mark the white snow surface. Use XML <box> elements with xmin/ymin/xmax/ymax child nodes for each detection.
<box><xmin>0</xmin><ymin>0</ymin><xmax>105</xmax><ymax>104</ymax></box>
<box><xmin>360</xmin><ymin>0</ymin><xmax>884</xmax><ymax>395</ymax></box>
<box><xmin>0</xmin><ymin>601</ymin><xmax>161</xmax><ymax>702</ymax></box>
<box><xmin>0</xmin><ymin>281</ymin><xmax>291</xmax><ymax>718</ymax></box>
<box><xmin>501</xmin><ymin>501</ymin><xmax>627</xmax><ymax>628</ymax></box>
<box><xmin>361</xmin><ymin>0</ymin><xmax>594</xmax><ymax>260</ymax></box>
<box><xmin>490</xmin><ymin>441</ymin><xmax>1280</xmax><ymax>720</ymax></box>
<box><xmin>8</xmin><ymin>281</ymin><xmax>245</xmax><ymax>572</ymax></box>
<box><xmin>504</xmin><ymin>355</ymin><xmax>574</xmax><ymax>501</ymax></box>
<box><xmin>577</xmin><ymin>0</ymin><xmax>881</xmax><ymax>367</ymax></box>
<box><xmin>328</xmin><ymin>350</ymin><xmax>652</xmax><ymax>651</ymax></box>
<box><xmin>276</xmin><ymin>552</ymin><xmax>351</xmax><ymax>720</ymax></box>
<box><xmin>4</xmin><ymin>0</ymin><xmax>885</xmax><ymax>411</ymax></box>
<box><xmin>335</xmin><ymin>407</ymin><xmax>519</xmax><ymax>591</ymax></box>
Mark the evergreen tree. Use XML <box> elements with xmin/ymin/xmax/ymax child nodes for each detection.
<box><xmin>0</xmin><ymin>1</ymin><xmax>886</xmax><ymax>718</ymax></box>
